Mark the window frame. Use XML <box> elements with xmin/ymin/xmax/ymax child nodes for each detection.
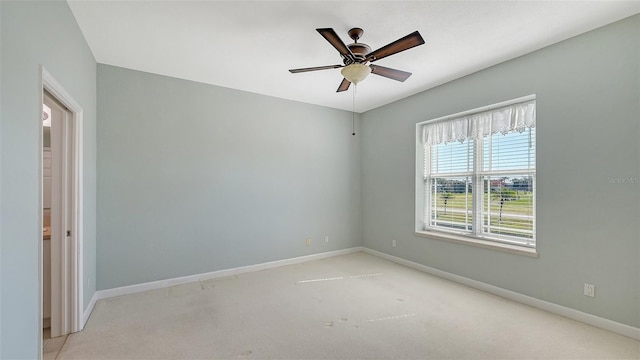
<box><xmin>415</xmin><ymin>95</ymin><xmax>537</xmax><ymax>256</ymax></box>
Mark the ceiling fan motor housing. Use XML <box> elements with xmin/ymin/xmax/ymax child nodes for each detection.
<box><xmin>346</xmin><ymin>43</ymin><xmax>371</xmax><ymax>63</ymax></box>
<box><xmin>345</xmin><ymin>27</ymin><xmax>371</xmax><ymax>63</ymax></box>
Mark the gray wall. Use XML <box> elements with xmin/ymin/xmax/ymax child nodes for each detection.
<box><xmin>361</xmin><ymin>15</ymin><xmax>640</xmax><ymax>327</ymax></box>
<box><xmin>0</xmin><ymin>1</ymin><xmax>97</xmax><ymax>358</ymax></box>
<box><xmin>0</xmin><ymin>3</ymin><xmax>636</xmax><ymax>358</ymax></box>
<box><xmin>97</xmin><ymin>65</ymin><xmax>362</xmax><ymax>290</ymax></box>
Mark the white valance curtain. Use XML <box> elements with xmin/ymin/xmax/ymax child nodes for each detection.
<box><xmin>421</xmin><ymin>100</ymin><xmax>536</xmax><ymax>145</ymax></box>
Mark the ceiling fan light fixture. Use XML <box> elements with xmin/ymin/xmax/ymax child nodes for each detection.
<box><xmin>341</xmin><ymin>63</ymin><xmax>371</xmax><ymax>84</ymax></box>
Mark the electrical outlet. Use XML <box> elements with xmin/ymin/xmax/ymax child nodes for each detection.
<box><xmin>306</xmin><ymin>239</ymin><xmax>312</xmax><ymax>247</ymax></box>
<box><xmin>584</xmin><ymin>283</ymin><xmax>595</xmax><ymax>297</ymax></box>
<box><xmin>392</xmin><ymin>239</ymin><xmax>397</xmax><ymax>248</ymax></box>
<box><xmin>325</xmin><ymin>236</ymin><xmax>329</xmax><ymax>243</ymax></box>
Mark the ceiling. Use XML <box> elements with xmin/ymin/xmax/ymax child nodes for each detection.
<box><xmin>67</xmin><ymin>1</ymin><xmax>639</xmax><ymax>113</ymax></box>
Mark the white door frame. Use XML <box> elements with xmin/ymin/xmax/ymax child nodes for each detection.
<box><xmin>39</xmin><ymin>66</ymin><xmax>84</xmax><ymax>343</ymax></box>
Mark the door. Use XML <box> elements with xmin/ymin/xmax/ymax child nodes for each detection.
<box><xmin>43</xmin><ymin>91</ymin><xmax>73</xmax><ymax>338</ymax></box>
<box><xmin>40</xmin><ymin>67</ymin><xmax>85</xmax><ymax>358</ymax></box>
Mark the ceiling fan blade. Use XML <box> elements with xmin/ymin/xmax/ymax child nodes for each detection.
<box><xmin>370</xmin><ymin>64</ymin><xmax>412</xmax><ymax>82</ymax></box>
<box><xmin>336</xmin><ymin>78</ymin><xmax>351</xmax><ymax>92</ymax></box>
<box><xmin>289</xmin><ymin>64</ymin><xmax>344</xmax><ymax>73</ymax></box>
<box><xmin>365</xmin><ymin>31</ymin><xmax>425</xmax><ymax>62</ymax></box>
<box><xmin>317</xmin><ymin>28</ymin><xmax>354</xmax><ymax>60</ymax></box>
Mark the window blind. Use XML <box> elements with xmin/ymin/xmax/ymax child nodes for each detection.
<box><xmin>426</xmin><ymin>140</ymin><xmax>474</xmax><ymax>232</ymax></box>
<box><xmin>481</xmin><ymin>128</ymin><xmax>536</xmax><ymax>245</ymax></box>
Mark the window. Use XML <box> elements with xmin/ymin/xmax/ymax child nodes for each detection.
<box><xmin>416</xmin><ymin>96</ymin><xmax>536</xmax><ymax>250</ymax></box>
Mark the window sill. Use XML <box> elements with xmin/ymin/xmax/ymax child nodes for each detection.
<box><xmin>415</xmin><ymin>230</ymin><xmax>538</xmax><ymax>258</ymax></box>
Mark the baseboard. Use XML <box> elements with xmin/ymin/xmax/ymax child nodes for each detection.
<box><xmin>82</xmin><ymin>291</ymin><xmax>98</xmax><ymax>329</ymax></box>
<box><xmin>362</xmin><ymin>247</ymin><xmax>640</xmax><ymax>340</ymax></box>
<box><xmin>94</xmin><ymin>247</ymin><xmax>363</xmax><ymax>301</ymax></box>
<box><xmin>83</xmin><ymin>245</ymin><xmax>639</xmax><ymax>341</ymax></box>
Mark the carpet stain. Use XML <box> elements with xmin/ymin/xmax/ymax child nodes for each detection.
<box><xmin>237</xmin><ymin>349</ymin><xmax>252</xmax><ymax>358</ymax></box>
<box><xmin>200</xmin><ymin>279</ymin><xmax>216</xmax><ymax>289</ymax></box>
<box><xmin>325</xmin><ymin>317</ymin><xmax>347</xmax><ymax>328</ymax></box>
<box><xmin>350</xmin><ymin>273</ymin><xmax>383</xmax><ymax>278</ymax></box>
<box><xmin>202</xmin><ymin>275</ymin><xmax>239</xmax><ymax>289</ymax></box>
<box><xmin>168</xmin><ymin>282</ymin><xmax>203</xmax><ymax>297</ymax></box>
<box><xmin>367</xmin><ymin>313</ymin><xmax>417</xmax><ymax>322</ymax></box>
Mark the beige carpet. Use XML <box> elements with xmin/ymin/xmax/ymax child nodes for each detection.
<box><xmin>60</xmin><ymin>252</ymin><xmax>639</xmax><ymax>359</ymax></box>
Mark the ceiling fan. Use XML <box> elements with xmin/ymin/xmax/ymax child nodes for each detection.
<box><xmin>289</xmin><ymin>27</ymin><xmax>425</xmax><ymax>92</ymax></box>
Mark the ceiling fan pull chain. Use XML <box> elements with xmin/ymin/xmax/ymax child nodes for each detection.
<box><xmin>352</xmin><ymin>84</ymin><xmax>357</xmax><ymax>136</ymax></box>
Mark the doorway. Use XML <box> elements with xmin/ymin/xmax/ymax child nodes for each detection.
<box><xmin>40</xmin><ymin>67</ymin><xmax>84</xmax><ymax>357</ymax></box>
<box><xmin>43</xmin><ymin>90</ymin><xmax>71</xmax><ymax>341</ymax></box>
